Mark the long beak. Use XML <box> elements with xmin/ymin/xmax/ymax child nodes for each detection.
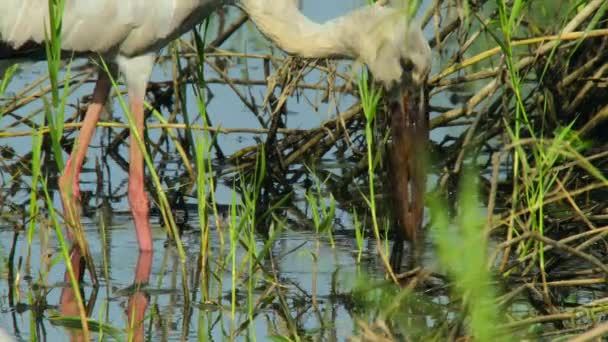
<box><xmin>389</xmin><ymin>83</ymin><xmax>428</xmax><ymax>245</ymax></box>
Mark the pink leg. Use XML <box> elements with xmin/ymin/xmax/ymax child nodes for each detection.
<box><xmin>128</xmin><ymin>97</ymin><xmax>152</xmax><ymax>252</ymax></box>
<box><xmin>117</xmin><ymin>54</ymin><xmax>156</xmax><ymax>252</ymax></box>
<box><xmin>59</xmin><ymin>72</ymin><xmax>111</xmax><ymax>228</ymax></box>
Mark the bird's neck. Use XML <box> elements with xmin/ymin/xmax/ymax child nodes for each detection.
<box><xmin>239</xmin><ymin>0</ymin><xmax>354</xmax><ymax>59</ymax></box>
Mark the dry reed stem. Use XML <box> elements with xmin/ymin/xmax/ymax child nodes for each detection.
<box><xmin>567</xmin><ymin>322</ymin><xmax>608</xmax><ymax>342</ymax></box>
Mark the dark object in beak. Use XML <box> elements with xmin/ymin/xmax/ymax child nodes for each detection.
<box><xmin>389</xmin><ymin>84</ymin><xmax>428</xmax><ymax>245</ymax></box>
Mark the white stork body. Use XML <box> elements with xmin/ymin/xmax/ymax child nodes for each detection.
<box><xmin>0</xmin><ymin>0</ymin><xmax>431</xmax><ymax>252</ymax></box>
<box><xmin>0</xmin><ymin>0</ymin><xmax>224</xmax><ymax>57</ymax></box>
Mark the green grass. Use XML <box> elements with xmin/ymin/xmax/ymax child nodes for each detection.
<box><xmin>303</xmin><ymin>167</ymin><xmax>336</xmax><ymax>245</ymax></box>
<box><xmin>430</xmin><ymin>167</ymin><xmax>505</xmax><ymax>341</ymax></box>
<box><xmin>492</xmin><ymin>0</ymin><xmax>608</xmax><ymax>291</ymax></box>
<box><xmin>44</xmin><ymin>0</ymin><xmax>68</xmax><ymax>170</ymax></box>
<box><xmin>0</xmin><ymin>64</ymin><xmax>18</xmax><ymax>111</ymax></box>
<box><xmin>357</xmin><ymin>69</ymin><xmax>397</xmax><ymax>281</ymax></box>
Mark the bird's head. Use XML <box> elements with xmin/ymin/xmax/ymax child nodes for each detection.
<box><xmin>355</xmin><ymin>6</ymin><xmax>431</xmax><ymax>130</ymax></box>
<box><xmin>353</xmin><ymin>4</ymin><xmax>431</xmax><ymax>91</ymax></box>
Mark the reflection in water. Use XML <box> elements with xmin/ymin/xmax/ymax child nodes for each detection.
<box><xmin>59</xmin><ymin>250</ymin><xmax>152</xmax><ymax>341</ymax></box>
<box><xmin>59</xmin><ymin>250</ymin><xmax>87</xmax><ymax>342</ymax></box>
<box><xmin>126</xmin><ymin>252</ymin><xmax>152</xmax><ymax>341</ymax></box>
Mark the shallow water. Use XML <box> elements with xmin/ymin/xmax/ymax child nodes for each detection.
<box><xmin>0</xmin><ymin>209</ymin><xmax>394</xmax><ymax>341</ymax></box>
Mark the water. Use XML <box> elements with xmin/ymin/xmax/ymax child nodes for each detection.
<box><xmin>1</xmin><ymin>210</ymin><xmax>389</xmax><ymax>341</ymax></box>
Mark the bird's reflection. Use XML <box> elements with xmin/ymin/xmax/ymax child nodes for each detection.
<box><xmin>59</xmin><ymin>251</ymin><xmax>153</xmax><ymax>341</ymax></box>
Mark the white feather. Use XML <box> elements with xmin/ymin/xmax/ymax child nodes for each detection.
<box><xmin>0</xmin><ymin>0</ymin><xmax>224</xmax><ymax>57</ymax></box>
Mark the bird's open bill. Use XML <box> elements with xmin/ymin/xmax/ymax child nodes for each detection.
<box><xmin>389</xmin><ymin>83</ymin><xmax>428</xmax><ymax>246</ymax></box>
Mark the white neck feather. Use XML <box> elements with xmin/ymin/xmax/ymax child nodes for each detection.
<box><xmin>238</xmin><ymin>0</ymin><xmax>431</xmax><ymax>87</ymax></box>
<box><xmin>238</xmin><ymin>0</ymin><xmax>351</xmax><ymax>59</ymax></box>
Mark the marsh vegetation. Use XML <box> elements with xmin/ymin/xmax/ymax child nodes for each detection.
<box><xmin>0</xmin><ymin>0</ymin><xmax>607</xmax><ymax>340</ymax></box>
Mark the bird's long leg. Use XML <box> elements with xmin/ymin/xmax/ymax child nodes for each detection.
<box><xmin>58</xmin><ymin>71</ymin><xmax>111</xmax><ymax>283</ymax></box>
<box><xmin>59</xmin><ymin>71</ymin><xmax>111</xmax><ymax>228</ymax></box>
<box><xmin>118</xmin><ymin>54</ymin><xmax>156</xmax><ymax>253</ymax></box>
<box><xmin>128</xmin><ymin>94</ymin><xmax>152</xmax><ymax>252</ymax></box>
